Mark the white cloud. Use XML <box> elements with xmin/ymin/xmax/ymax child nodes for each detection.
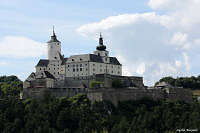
<box><xmin>0</xmin><ymin>36</ymin><xmax>46</xmax><ymax>58</ymax></box>
<box><xmin>175</xmin><ymin>60</ymin><xmax>182</xmax><ymax>68</ymax></box>
<box><xmin>136</xmin><ymin>63</ymin><xmax>145</xmax><ymax>75</ymax></box>
<box><xmin>76</xmin><ymin>0</ymin><xmax>200</xmax><ymax>85</ymax></box>
<box><xmin>170</xmin><ymin>32</ymin><xmax>188</xmax><ymax>45</ymax></box>
<box><xmin>183</xmin><ymin>52</ymin><xmax>191</xmax><ymax>71</ymax></box>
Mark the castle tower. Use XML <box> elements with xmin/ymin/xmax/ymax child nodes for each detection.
<box><xmin>93</xmin><ymin>33</ymin><xmax>109</xmax><ymax>63</ymax></box>
<box><xmin>47</xmin><ymin>27</ymin><xmax>61</xmax><ymax>60</ymax></box>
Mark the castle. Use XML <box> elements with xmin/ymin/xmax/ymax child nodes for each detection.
<box><xmin>22</xmin><ymin>29</ymin><xmax>193</xmax><ymax>105</ymax></box>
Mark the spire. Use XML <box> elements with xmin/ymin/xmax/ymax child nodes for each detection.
<box><xmin>53</xmin><ymin>26</ymin><xmax>56</xmax><ymax>36</ymax></box>
<box><xmin>47</xmin><ymin>26</ymin><xmax>60</xmax><ymax>43</ymax></box>
<box><xmin>99</xmin><ymin>32</ymin><xmax>103</xmax><ymax>45</ymax></box>
<box><xmin>96</xmin><ymin>32</ymin><xmax>106</xmax><ymax>51</ymax></box>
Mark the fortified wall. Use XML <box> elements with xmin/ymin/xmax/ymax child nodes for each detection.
<box><xmin>22</xmin><ymin>87</ymin><xmax>193</xmax><ymax>106</ymax></box>
<box><xmin>52</xmin><ymin>74</ymin><xmax>144</xmax><ymax>89</ymax></box>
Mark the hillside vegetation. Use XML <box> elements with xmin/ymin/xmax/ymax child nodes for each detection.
<box><xmin>0</xmin><ymin>76</ymin><xmax>22</xmax><ymax>98</ymax></box>
<box><xmin>0</xmin><ymin>94</ymin><xmax>200</xmax><ymax>133</ymax></box>
<box><xmin>155</xmin><ymin>76</ymin><xmax>200</xmax><ymax>90</ymax></box>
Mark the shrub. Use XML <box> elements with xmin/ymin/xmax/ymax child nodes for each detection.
<box><xmin>90</xmin><ymin>81</ymin><xmax>103</xmax><ymax>88</ymax></box>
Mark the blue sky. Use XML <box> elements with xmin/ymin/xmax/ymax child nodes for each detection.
<box><xmin>1</xmin><ymin>0</ymin><xmax>200</xmax><ymax>85</ymax></box>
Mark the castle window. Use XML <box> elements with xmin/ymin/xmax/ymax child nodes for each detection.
<box><xmin>111</xmin><ymin>70</ymin><xmax>113</xmax><ymax>73</ymax></box>
<box><xmin>80</xmin><ymin>68</ymin><xmax>82</xmax><ymax>71</ymax></box>
<box><xmin>100</xmin><ymin>69</ymin><xmax>102</xmax><ymax>72</ymax></box>
<box><xmin>58</xmin><ymin>72</ymin><xmax>59</xmax><ymax>74</ymax></box>
<box><xmin>80</xmin><ymin>58</ymin><xmax>82</xmax><ymax>61</ymax></box>
<box><xmin>54</xmin><ymin>72</ymin><xmax>55</xmax><ymax>74</ymax></box>
<box><xmin>93</xmin><ymin>64</ymin><xmax>95</xmax><ymax>66</ymax></box>
<box><xmin>100</xmin><ymin>65</ymin><xmax>102</xmax><ymax>67</ymax></box>
<box><xmin>98</xmin><ymin>53</ymin><xmax>100</xmax><ymax>56</ymax></box>
<box><xmin>105</xmin><ymin>58</ymin><xmax>107</xmax><ymax>61</ymax></box>
<box><xmin>73</xmin><ymin>65</ymin><xmax>75</xmax><ymax>67</ymax></box>
<box><xmin>58</xmin><ymin>68</ymin><xmax>59</xmax><ymax>69</ymax></box>
<box><xmin>112</xmin><ymin>66</ymin><xmax>113</xmax><ymax>68</ymax></box>
<box><xmin>68</xmin><ymin>65</ymin><xmax>69</xmax><ymax>67</ymax></box>
<box><xmin>76</xmin><ymin>68</ymin><xmax>79</xmax><ymax>71</ymax></box>
<box><xmin>51</xmin><ymin>46</ymin><xmax>53</xmax><ymax>49</ymax></box>
<box><xmin>49</xmin><ymin>68</ymin><xmax>50</xmax><ymax>70</ymax></box>
<box><xmin>85</xmin><ymin>64</ymin><xmax>87</xmax><ymax>66</ymax></box>
<box><xmin>73</xmin><ymin>69</ymin><xmax>75</xmax><ymax>72</ymax></box>
<box><xmin>80</xmin><ymin>64</ymin><xmax>82</xmax><ymax>67</ymax></box>
<box><xmin>105</xmin><ymin>53</ymin><xmax>107</xmax><ymax>56</ymax></box>
<box><xmin>76</xmin><ymin>64</ymin><xmax>78</xmax><ymax>67</ymax></box>
<box><xmin>54</xmin><ymin>68</ymin><xmax>55</xmax><ymax>70</ymax></box>
<box><xmin>93</xmin><ymin>68</ymin><xmax>95</xmax><ymax>71</ymax></box>
<box><xmin>86</xmin><ymin>68</ymin><xmax>87</xmax><ymax>71</ymax></box>
<box><xmin>118</xmin><ymin>67</ymin><xmax>120</xmax><ymax>69</ymax></box>
<box><xmin>72</xmin><ymin>59</ymin><xmax>74</xmax><ymax>61</ymax></box>
<box><xmin>40</xmin><ymin>68</ymin><xmax>41</xmax><ymax>70</ymax></box>
<box><xmin>118</xmin><ymin>71</ymin><xmax>120</xmax><ymax>74</ymax></box>
<box><xmin>44</xmin><ymin>68</ymin><xmax>45</xmax><ymax>70</ymax></box>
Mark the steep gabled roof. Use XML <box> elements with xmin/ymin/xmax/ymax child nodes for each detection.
<box><xmin>44</xmin><ymin>71</ymin><xmax>56</xmax><ymax>80</ymax></box>
<box><xmin>36</xmin><ymin>59</ymin><xmax>49</xmax><ymax>67</ymax></box>
<box><xmin>28</xmin><ymin>72</ymin><xmax>35</xmax><ymax>78</ymax></box>
<box><xmin>61</xmin><ymin>58</ymin><xmax>68</xmax><ymax>65</ymax></box>
<box><xmin>109</xmin><ymin>57</ymin><xmax>121</xmax><ymax>65</ymax></box>
<box><xmin>89</xmin><ymin>54</ymin><xmax>104</xmax><ymax>63</ymax></box>
<box><xmin>67</xmin><ymin>54</ymin><xmax>103</xmax><ymax>63</ymax></box>
<box><xmin>156</xmin><ymin>82</ymin><xmax>173</xmax><ymax>88</ymax></box>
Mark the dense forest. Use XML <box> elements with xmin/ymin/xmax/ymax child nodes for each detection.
<box><xmin>0</xmin><ymin>76</ymin><xmax>200</xmax><ymax>132</ymax></box>
<box><xmin>0</xmin><ymin>76</ymin><xmax>23</xmax><ymax>97</ymax></box>
<box><xmin>0</xmin><ymin>94</ymin><xmax>200</xmax><ymax>133</ymax></box>
<box><xmin>155</xmin><ymin>76</ymin><xmax>200</xmax><ymax>90</ymax></box>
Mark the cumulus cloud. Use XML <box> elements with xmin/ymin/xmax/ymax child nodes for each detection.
<box><xmin>0</xmin><ymin>36</ymin><xmax>46</xmax><ymax>58</ymax></box>
<box><xmin>183</xmin><ymin>52</ymin><xmax>191</xmax><ymax>71</ymax></box>
<box><xmin>76</xmin><ymin>0</ymin><xmax>200</xmax><ymax>85</ymax></box>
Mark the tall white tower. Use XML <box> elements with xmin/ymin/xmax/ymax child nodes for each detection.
<box><xmin>47</xmin><ymin>27</ymin><xmax>61</xmax><ymax>60</ymax></box>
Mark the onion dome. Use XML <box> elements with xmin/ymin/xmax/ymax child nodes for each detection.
<box><xmin>96</xmin><ymin>33</ymin><xmax>106</xmax><ymax>51</ymax></box>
